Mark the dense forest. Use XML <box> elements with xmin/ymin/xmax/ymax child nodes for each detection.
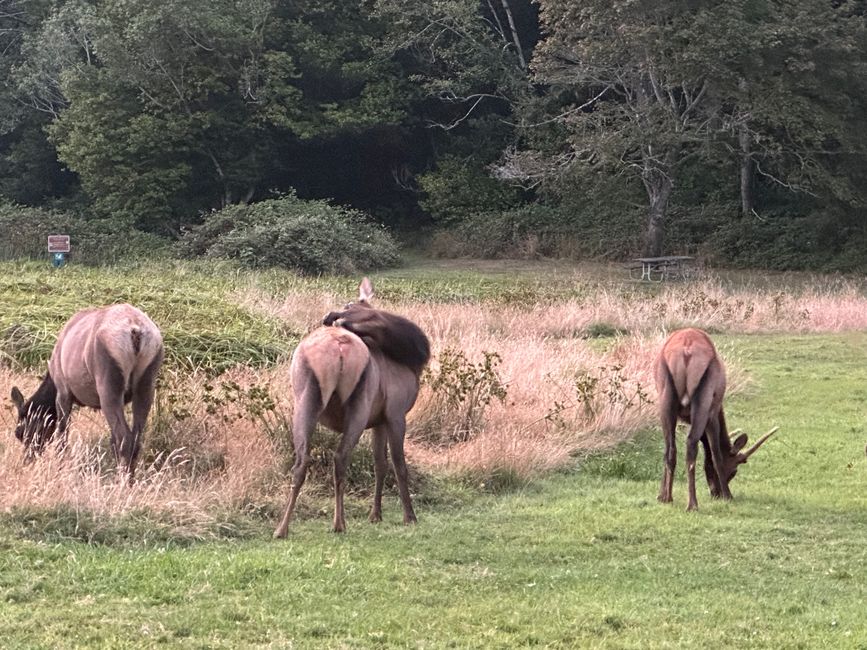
<box><xmin>1</xmin><ymin>0</ymin><xmax>866</xmax><ymax>271</ymax></box>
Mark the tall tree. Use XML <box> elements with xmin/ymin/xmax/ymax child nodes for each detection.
<box><xmin>12</xmin><ymin>0</ymin><xmax>413</xmax><ymax>231</ymax></box>
<box><xmin>507</xmin><ymin>0</ymin><xmax>867</xmax><ymax>256</ymax></box>
<box><xmin>520</xmin><ymin>0</ymin><xmax>753</xmax><ymax>255</ymax></box>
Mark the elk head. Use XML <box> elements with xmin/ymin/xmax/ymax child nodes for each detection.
<box><xmin>705</xmin><ymin>427</ymin><xmax>778</xmax><ymax>496</ymax></box>
<box><xmin>323</xmin><ymin>277</ymin><xmax>375</xmax><ymax>326</ymax></box>
<box><xmin>10</xmin><ymin>383</ymin><xmax>58</xmax><ymax>457</ymax></box>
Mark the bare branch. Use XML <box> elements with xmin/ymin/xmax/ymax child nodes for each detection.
<box><xmin>426</xmin><ymin>94</ymin><xmax>487</xmax><ymax>130</ymax></box>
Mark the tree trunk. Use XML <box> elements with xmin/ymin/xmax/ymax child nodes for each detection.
<box><xmin>499</xmin><ymin>0</ymin><xmax>527</xmax><ymax>69</ymax></box>
<box><xmin>739</xmin><ymin>123</ymin><xmax>753</xmax><ymax>217</ymax></box>
<box><xmin>737</xmin><ymin>78</ymin><xmax>753</xmax><ymax>218</ymax></box>
<box><xmin>643</xmin><ymin>172</ymin><xmax>673</xmax><ymax>257</ymax></box>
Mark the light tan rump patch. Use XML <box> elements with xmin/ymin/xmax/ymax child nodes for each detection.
<box><xmin>292</xmin><ymin>327</ymin><xmax>370</xmax><ymax>406</ymax></box>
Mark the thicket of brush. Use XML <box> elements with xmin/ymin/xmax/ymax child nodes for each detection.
<box><xmin>2</xmin><ymin>260</ymin><xmax>867</xmax><ymax>542</ymax></box>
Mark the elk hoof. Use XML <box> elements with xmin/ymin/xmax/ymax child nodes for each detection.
<box><xmin>273</xmin><ymin>527</ymin><xmax>287</xmax><ymax>539</ymax></box>
<box><xmin>657</xmin><ymin>494</ymin><xmax>673</xmax><ymax>503</ymax></box>
<box><xmin>369</xmin><ymin>511</ymin><xmax>382</xmax><ymax>523</ymax></box>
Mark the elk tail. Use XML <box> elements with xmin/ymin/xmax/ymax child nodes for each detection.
<box><xmin>130</xmin><ymin>326</ymin><xmax>142</xmax><ymax>355</ymax></box>
<box><xmin>661</xmin><ymin>361</ymin><xmax>688</xmax><ymax>408</ymax></box>
<box><xmin>670</xmin><ymin>353</ymin><xmax>711</xmax><ymax>409</ymax></box>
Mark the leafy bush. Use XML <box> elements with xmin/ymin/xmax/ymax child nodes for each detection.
<box><xmin>0</xmin><ymin>202</ymin><xmax>171</xmax><ymax>264</ymax></box>
<box><xmin>413</xmin><ymin>348</ymin><xmax>508</xmax><ymax>445</ymax></box>
<box><xmin>178</xmin><ymin>193</ymin><xmax>401</xmax><ymax>274</ymax></box>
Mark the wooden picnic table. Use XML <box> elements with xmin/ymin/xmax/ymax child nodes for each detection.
<box><xmin>630</xmin><ymin>256</ymin><xmax>695</xmax><ymax>281</ymax></box>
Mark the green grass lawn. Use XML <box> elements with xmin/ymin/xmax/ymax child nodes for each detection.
<box><xmin>1</xmin><ymin>332</ymin><xmax>865</xmax><ymax>648</ymax></box>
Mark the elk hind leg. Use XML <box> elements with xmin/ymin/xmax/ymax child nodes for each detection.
<box><xmin>369</xmin><ymin>426</ymin><xmax>389</xmax><ymax>523</ymax></box>
<box><xmin>274</xmin><ymin>383</ymin><xmax>320</xmax><ymax>539</ymax></box>
<box><xmin>128</xmin><ymin>351</ymin><xmax>164</xmax><ymax>481</ymax></box>
<box><xmin>386</xmin><ymin>413</ymin><xmax>416</xmax><ymax>525</ymax></box>
<box><xmin>658</xmin><ymin>390</ymin><xmax>678</xmax><ymax>503</ymax></box>
<box><xmin>332</xmin><ymin>400</ymin><xmax>371</xmax><ymax>533</ymax></box>
<box><xmin>686</xmin><ymin>391</ymin><xmax>713</xmax><ymax>511</ymax></box>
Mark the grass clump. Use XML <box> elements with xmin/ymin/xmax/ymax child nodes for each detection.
<box><xmin>0</xmin><ymin>261</ymin><xmax>294</xmax><ymax>371</ymax></box>
<box><xmin>413</xmin><ymin>348</ymin><xmax>508</xmax><ymax>445</ymax></box>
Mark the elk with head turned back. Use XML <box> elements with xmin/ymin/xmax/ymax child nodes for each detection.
<box><xmin>655</xmin><ymin>328</ymin><xmax>776</xmax><ymax>511</ymax></box>
<box><xmin>273</xmin><ymin>277</ymin><xmax>430</xmax><ymax>536</ymax></box>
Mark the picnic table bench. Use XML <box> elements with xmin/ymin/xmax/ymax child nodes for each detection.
<box><xmin>628</xmin><ymin>256</ymin><xmax>695</xmax><ymax>282</ymax></box>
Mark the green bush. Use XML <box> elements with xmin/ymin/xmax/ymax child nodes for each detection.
<box><xmin>0</xmin><ymin>202</ymin><xmax>171</xmax><ymax>264</ymax></box>
<box><xmin>178</xmin><ymin>193</ymin><xmax>401</xmax><ymax>274</ymax></box>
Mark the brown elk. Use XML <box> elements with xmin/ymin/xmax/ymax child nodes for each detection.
<box><xmin>273</xmin><ymin>277</ymin><xmax>430</xmax><ymax>536</ymax></box>
<box><xmin>10</xmin><ymin>304</ymin><xmax>164</xmax><ymax>481</ymax></box>
<box><xmin>655</xmin><ymin>328</ymin><xmax>776</xmax><ymax>511</ymax></box>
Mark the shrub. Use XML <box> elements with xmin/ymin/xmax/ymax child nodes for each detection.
<box><xmin>413</xmin><ymin>348</ymin><xmax>508</xmax><ymax>445</ymax></box>
<box><xmin>178</xmin><ymin>193</ymin><xmax>401</xmax><ymax>274</ymax></box>
<box><xmin>0</xmin><ymin>202</ymin><xmax>171</xmax><ymax>264</ymax></box>
<box><xmin>418</xmin><ymin>155</ymin><xmax>522</xmax><ymax>225</ymax></box>
<box><xmin>704</xmin><ymin>208</ymin><xmax>867</xmax><ymax>272</ymax></box>
<box><xmin>430</xmin><ymin>204</ymin><xmax>575</xmax><ymax>259</ymax></box>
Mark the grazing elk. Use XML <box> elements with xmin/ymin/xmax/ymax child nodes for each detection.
<box><xmin>655</xmin><ymin>328</ymin><xmax>776</xmax><ymax>511</ymax></box>
<box><xmin>274</xmin><ymin>277</ymin><xmax>430</xmax><ymax>536</ymax></box>
<box><xmin>10</xmin><ymin>304</ymin><xmax>163</xmax><ymax>481</ymax></box>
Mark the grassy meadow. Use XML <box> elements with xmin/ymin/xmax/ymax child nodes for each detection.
<box><xmin>0</xmin><ymin>259</ymin><xmax>866</xmax><ymax>647</ymax></box>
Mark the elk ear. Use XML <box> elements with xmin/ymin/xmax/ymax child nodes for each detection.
<box><xmin>731</xmin><ymin>433</ymin><xmax>749</xmax><ymax>453</ymax></box>
<box><xmin>358</xmin><ymin>277</ymin><xmax>374</xmax><ymax>303</ymax></box>
<box><xmin>10</xmin><ymin>386</ymin><xmax>24</xmax><ymax>411</ymax></box>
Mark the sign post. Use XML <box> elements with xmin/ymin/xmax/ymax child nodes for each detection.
<box><xmin>48</xmin><ymin>235</ymin><xmax>70</xmax><ymax>268</ymax></box>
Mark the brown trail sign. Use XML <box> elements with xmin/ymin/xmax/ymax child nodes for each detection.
<box><xmin>47</xmin><ymin>235</ymin><xmax>71</xmax><ymax>253</ymax></box>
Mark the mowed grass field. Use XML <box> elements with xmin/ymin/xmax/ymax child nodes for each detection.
<box><xmin>0</xmin><ymin>260</ymin><xmax>866</xmax><ymax>648</ymax></box>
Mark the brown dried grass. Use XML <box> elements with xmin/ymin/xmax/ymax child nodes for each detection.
<box><xmin>0</xmin><ymin>364</ymin><xmax>289</xmax><ymax>538</ymax></box>
<box><xmin>3</xmin><ymin>273</ymin><xmax>860</xmax><ymax>531</ymax></box>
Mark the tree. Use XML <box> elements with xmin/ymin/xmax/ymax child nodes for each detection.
<box><xmin>514</xmin><ymin>1</ymin><xmax>755</xmax><ymax>255</ymax></box>
<box><xmin>728</xmin><ymin>1</ymin><xmax>867</xmax><ymax>218</ymax></box>
<box><xmin>12</xmin><ymin>0</ymin><xmax>415</xmax><ymax>230</ymax></box>
<box><xmin>504</xmin><ymin>0</ymin><xmax>867</xmax><ymax>256</ymax></box>
<box><xmin>0</xmin><ymin>0</ymin><xmax>75</xmax><ymax>204</ymax></box>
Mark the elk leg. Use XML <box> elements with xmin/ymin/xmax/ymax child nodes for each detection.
<box><xmin>701</xmin><ymin>436</ymin><xmax>722</xmax><ymax>498</ymax></box>
<box><xmin>685</xmin><ymin>433</ymin><xmax>702</xmax><ymax>511</ymax></box>
<box><xmin>386</xmin><ymin>414</ymin><xmax>416</xmax><ymax>525</ymax></box>
<box><xmin>658</xmin><ymin>394</ymin><xmax>678</xmax><ymax>503</ymax></box>
<box><xmin>369</xmin><ymin>426</ymin><xmax>389</xmax><ymax>523</ymax></box>
<box><xmin>274</xmin><ymin>385</ymin><xmax>319</xmax><ymax>539</ymax></box>
<box><xmin>92</xmin><ymin>344</ymin><xmax>136</xmax><ymax>482</ymax></box>
<box><xmin>332</xmin><ymin>408</ymin><xmax>369</xmax><ymax>533</ymax></box>
<box><xmin>705</xmin><ymin>416</ymin><xmax>733</xmax><ymax>500</ymax></box>
<box><xmin>54</xmin><ymin>389</ymin><xmax>74</xmax><ymax>455</ymax></box>
<box><xmin>101</xmin><ymin>396</ymin><xmax>134</xmax><ymax>480</ymax></box>
<box><xmin>686</xmin><ymin>395</ymin><xmax>713</xmax><ymax>511</ymax></box>
<box><xmin>129</xmin><ymin>351</ymin><xmax>163</xmax><ymax>481</ymax></box>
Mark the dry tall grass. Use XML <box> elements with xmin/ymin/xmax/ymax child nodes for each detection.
<box><xmin>0</xmin><ymin>364</ymin><xmax>288</xmax><ymax>538</ymax></box>
<box><xmin>246</xmin><ymin>279</ymin><xmax>777</xmax><ymax>484</ymax></box>
<box><xmin>2</xmin><ymin>274</ymin><xmax>862</xmax><ymax>531</ymax></box>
